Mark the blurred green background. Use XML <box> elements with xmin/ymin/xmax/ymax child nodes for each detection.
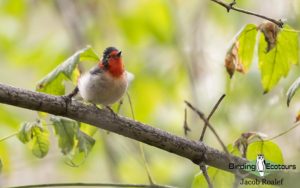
<box><xmin>0</xmin><ymin>0</ymin><xmax>300</xmax><ymax>187</ymax></box>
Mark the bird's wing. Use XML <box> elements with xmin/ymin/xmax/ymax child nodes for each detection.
<box><xmin>89</xmin><ymin>66</ymin><xmax>104</xmax><ymax>75</ymax></box>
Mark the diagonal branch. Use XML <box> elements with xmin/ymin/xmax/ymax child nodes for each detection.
<box><xmin>210</xmin><ymin>0</ymin><xmax>284</xmax><ymax>27</ymax></box>
<box><xmin>185</xmin><ymin>100</ymin><xmax>230</xmax><ymax>157</ymax></box>
<box><xmin>199</xmin><ymin>94</ymin><xmax>226</xmax><ymax>141</ymax></box>
<box><xmin>0</xmin><ymin>83</ymin><xmax>291</xmax><ymax>183</ymax></box>
<box><xmin>0</xmin><ymin>83</ymin><xmax>245</xmax><ymax>174</ymax></box>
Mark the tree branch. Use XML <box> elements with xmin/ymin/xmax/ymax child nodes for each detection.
<box><xmin>0</xmin><ymin>83</ymin><xmax>246</xmax><ymax>174</ymax></box>
<box><xmin>210</xmin><ymin>0</ymin><xmax>284</xmax><ymax>27</ymax></box>
<box><xmin>0</xmin><ymin>83</ymin><xmax>294</xmax><ymax>185</ymax></box>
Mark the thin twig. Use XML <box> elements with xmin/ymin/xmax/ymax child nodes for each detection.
<box><xmin>8</xmin><ymin>183</ymin><xmax>176</xmax><ymax>188</ymax></box>
<box><xmin>210</xmin><ymin>0</ymin><xmax>284</xmax><ymax>27</ymax></box>
<box><xmin>0</xmin><ymin>132</ymin><xmax>18</xmax><ymax>143</ymax></box>
<box><xmin>267</xmin><ymin>122</ymin><xmax>300</xmax><ymax>141</ymax></box>
<box><xmin>184</xmin><ymin>101</ymin><xmax>230</xmax><ymax>158</ymax></box>
<box><xmin>200</xmin><ymin>94</ymin><xmax>226</xmax><ymax>141</ymax></box>
<box><xmin>183</xmin><ymin>108</ymin><xmax>191</xmax><ymax>136</ymax></box>
<box><xmin>127</xmin><ymin>91</ymin><xmax>154</xmax><ymax>185</ymax></box>
<box><xmin>199</xmin><ymin>162</ymin><xmax>213</xmax><ymax>188</ymax></box>
<box><xmin>139</xmin><ymin>143</ymin><xmax>155</xmax><ymax>185</ymax></box>
<box><xmin>126</xmin><ymin>91</ymin><xmax>135</xmax><ymax>120</ymax></box>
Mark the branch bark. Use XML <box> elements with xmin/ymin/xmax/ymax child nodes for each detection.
<box><xmin>0</xmin><ymin>83</ymin><xmax>247</xmax><ymax>174</ymax></box>
<box><xmin>210</xmin><ymin>0</ymin><xmax>284</xmax><ymax>27</ymax></box>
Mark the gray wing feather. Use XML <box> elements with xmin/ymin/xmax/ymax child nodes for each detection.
<box><xmin>89</xmin><ymin>66</ymin><xmax>104</xmax><ymax>75</ymax></box>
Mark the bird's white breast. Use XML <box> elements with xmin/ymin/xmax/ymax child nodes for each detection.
<box><xmin>78</xmin><ymin>71</ymin><xmax>129</xmax><ymax>105</ymax></box>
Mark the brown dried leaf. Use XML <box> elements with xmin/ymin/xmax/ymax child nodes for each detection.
<box><xmin>234</xmin><ymin>132</ymin><xmax>267</xmax><ymax>156</ymax></box>
<box><xmin>225</xmin><ymin>41</ymin><xmax>245</xmax><ymax>78</ymax></box>
<box><xmin>225</xmin><ymin>53</ymin><xmax>236</xmax><ymax>78</ymax></box>
<box><xmin>258</xmin><ymin>22</ymin><xmax>280</xmax><ymax>52</ymax></box>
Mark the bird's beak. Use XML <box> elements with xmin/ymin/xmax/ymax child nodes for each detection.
<box><xmin>117</xmin><ymin>51</ymin><xmax>122</xmax><ymax>57</ymax></box>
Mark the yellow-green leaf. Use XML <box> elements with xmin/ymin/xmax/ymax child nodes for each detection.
<box><xmin>246</xmin><ymin>141</ymin><xmax>284</xmax><ymax>164</ymax></box>
<box><xmin>259</xmin><ymin>25</ymin><xmax>299</xmax><ymax>93</ymax></box>
<box><xmin>17</xmin><ymin>122</ymin><xmax>33</xmax><ymax>144</ymax></box>
<box><xmin>236</xmin><ymin>24</ymin><xmax>258</xmax><ymax>72</ymax></box>
<box><xmin>17</xmin><ymin>121</ymin><xmax>50</xmax><ymax>158</ymax></box>
<box><xmin>30</xmin><ymin>126</ymin><xmax>49</xmax><ymax>158</ymax></box>
<box><xmin>227</xmin><ymin>144</ymin><xmax>242</xmax><ymax>157</ymax></box>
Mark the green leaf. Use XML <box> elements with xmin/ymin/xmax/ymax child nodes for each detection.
<box><xmin>76</xmin><ymin>131</ymin><xmax>95</xmax><ymax>156</ymax></box>
<box><xmin>287</xmin><ymin>77</ymin><xmax>300</xmax><ymax>106</ymax></box>
<box><xmin>246</xmin><ymin>140</ymin><xmax>284</xmax><ymax>164</ymax></box>
<box><xmin>192</xmin><ymin>167</ymin><xmax>234</xmax><ymax>188</ymax></box>
<box><xmin>17</xmin><ymin>121</ymin><xmax>50</xmax><ymax>158</ymax></box>
<box><xmin>36</xmin><ymin>46</ymin><xmax>99</xmax><ymax>95</ymax></box>
<box><xmin>30</xmin><ymin>126</ymin><xmax>49</xmax><ymax>158</ymax></box>
<box><xmin>259</xmin><ymin>25</ymin><xmax>299</xmax><ymax>93</ymax></box>
<box><xmin>51</xmin><ymin>116</ymin><xmax>79</xmax><ymax>155</ymax></box>
<box><xmin>17</xmin><ymin>122</ymin><xmax>33</xmax><ymax>144</ymax></box>
<box><xmin>227</xmin><ymin>144</ymin><xmax>242</xmax><ymax>157</ymax></box>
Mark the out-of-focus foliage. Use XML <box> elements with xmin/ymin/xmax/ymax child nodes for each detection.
<box><xmin>0</xmin><ymin>0</ymin><xmax>300</xmax><ymax>187</ymax></box>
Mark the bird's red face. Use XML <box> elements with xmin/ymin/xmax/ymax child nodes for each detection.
<box><xmin>100</xmin><ymin>48</ymin><xmax>124</xmax><ymax>78</ymax></box>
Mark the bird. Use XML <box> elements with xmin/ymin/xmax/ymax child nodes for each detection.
<box><xmin>65</xmin><ymin>47</ymin><xmax>133</xmax><ymax>112</ymax></box>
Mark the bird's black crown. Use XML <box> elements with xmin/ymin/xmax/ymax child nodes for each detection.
<box><xmin>102</xmin><ymin>47</ymin><xmax>119</xmax><ymax>69</ymax></box>
<box><xmin>103</xmin><ymin>47</ymin><xmax>118</xmax><ymax>59</ymax></box>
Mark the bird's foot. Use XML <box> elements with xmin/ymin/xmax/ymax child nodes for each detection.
<box><xmin>92</xmin><ymin>104</ymin><xmax>117</xmax><ymax>119</ymax></box>
<box><xmin>61</xmin><ymin>87</ymin><xmax>79</xmax><ymax>113</ymax></box>
<box><xmin>105</xmin><ymin>105</ymin><xmax>118</xmax><ymax>119</ymax></box>
<box><xmin>61</xmin><ymin>95</ymin><xmax>73</xmax><ymax>113</ymax></box>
